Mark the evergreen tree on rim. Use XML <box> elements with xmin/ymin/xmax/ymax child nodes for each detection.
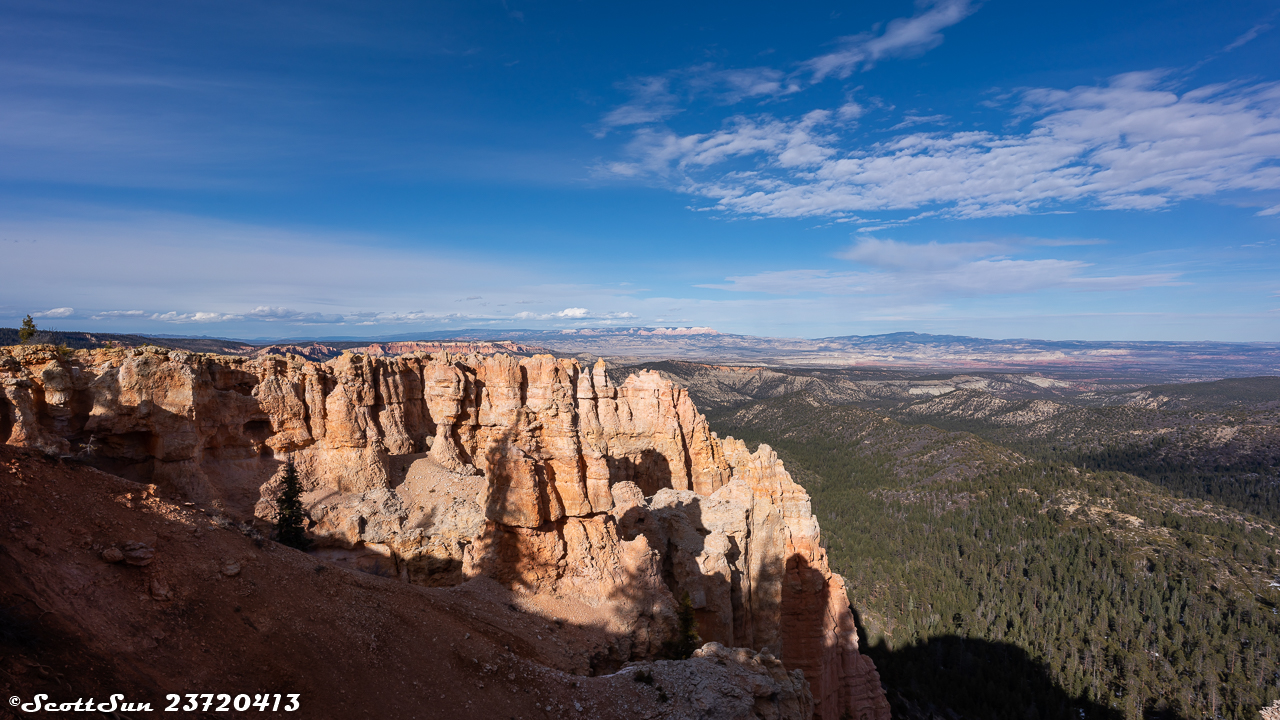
<box><xmin>18</xmin><ymin>314</ymin><xmax>37</xmax><ymax>344</ymax></box>
<box><xmin>661</xmin><ymin>591</ymin><xmax>701</xmax><ymax>660</ymax></box>
<box><xmin>275</xmin><ymin>458</ymin><xmax>310</xmax><ymax>550</ymax></box>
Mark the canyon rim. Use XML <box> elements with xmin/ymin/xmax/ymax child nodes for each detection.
<box><xmin>1</xmin><ymin>342</ymin><xmax>892</xmax><ymax>720</ymax></box>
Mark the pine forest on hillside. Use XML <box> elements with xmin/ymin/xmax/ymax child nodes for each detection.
<box><xmin>623</xmin><ymin>364</ymin><xmax>1280</xmax><ymax>719</ymax></box>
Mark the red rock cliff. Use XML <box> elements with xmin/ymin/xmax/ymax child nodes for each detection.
<box><xmin>1</xmin><ymin>344</ymin><xmax>890</xmax><ymax>720</ymax></box>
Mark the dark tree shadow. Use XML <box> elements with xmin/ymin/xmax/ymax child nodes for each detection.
<box><xmin>846</xmin><ymin>605</ymin><xmax>1183</xmax><ymax>720</ymax></box>
<box><xmin>607</xmin><ymin>449</ymin><xmax>673</xmax><ymax>497</ymax></box>
<box><xmin>0</xmin><ymin>390</ymin><xmax>12</xmax><ymax>443</ymax></box>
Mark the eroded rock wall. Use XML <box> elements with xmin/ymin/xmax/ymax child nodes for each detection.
<box><xmin>1</xmin><ymin>344</ymin><xmax>889</xmax><ymax>720</ymax></box>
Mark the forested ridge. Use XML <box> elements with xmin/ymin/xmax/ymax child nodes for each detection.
<box><xmin>704</xmin><ymin>392</ymin><xmax>1280</xmax><ymax>719</ymax></box>
<box><xmin>895</xmin><ymin>402</ymin><xmax>1280</xmax><ymax>526</ymax></box>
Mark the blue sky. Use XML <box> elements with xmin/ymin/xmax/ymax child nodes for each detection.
<box><xmin>1</xmin><ymin>0</ymin><xmax>1278</xmax><ymax>341</ymax></box>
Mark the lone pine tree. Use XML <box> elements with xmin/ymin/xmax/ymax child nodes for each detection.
<box><xmin>18</xmin><ymin>315</ymin><xmax>37</xmax><ymax>343</ymax></box>
<box><xmin>661</xmin><ymin>591</ymin><xmax>701</xmax><ymax>660</ymax></box>
<box><xmin>274</xmin><ymin>459</ymin><xmax>310</xmax><ymax>550</ymax></box>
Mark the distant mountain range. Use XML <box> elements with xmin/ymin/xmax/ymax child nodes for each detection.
<box><xmin>333</xmin><ymin>328</ymin><xmax>1276</xmax><ymax>380</ymax></box>
<box><xmin>2</xmin><ymin>326</ymin><xmax>1277</xmax><ymax>381</ymax></box>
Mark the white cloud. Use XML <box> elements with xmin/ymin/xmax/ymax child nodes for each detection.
<box><xmin>705</xmin><ymin>263</ymin><xmax>1178</xmax><ymax>297</ymax></box>
<box><xmin>93</xmin><ymin>306</ymin><xmax>349</xmax><ymax>325</ymax></box>
<box><xmin>888</xmin><ymin>113</ymin><xmax>949</xmax><ymax>131</ymax></box>
<box><xmin>597</xmin><ymin>77</ymin><xmax>680</xmax><ymax>134</ymax></box>
<box><xmin>703</xmin><ymin>237</ymin><xmax>1179</xmax><ymax>298</ymax></box>
<box><xmin>804</xmin><ymin>0</ymin><xmax>979</xmax><ymax>81</ymax></box>
<box><xmin>596</xmin><ymin>2</ymin><xmax>974</xmax><ymax>132</ymax></box>
<box><xmin>837</xmin><ymin>237</ymin><xmax>1006</xmax><ymax>270</ymax></box>
<box><xmin>1224</xmin><ymin>20</ymin><xmax>1273</xmax><ymax>52</ymax></box>
<box><xmin>512</xmin><ymin>307</ymin><xmax>638</xmax><ymax>321</ymax></box>
<box><xmin>597</xmin><ymin>66</ymin><xmax>805</xmax><ymax>138</ymax></box>
<box><xmin>90</xmin><ymin>310</ymin><xmax>147</xmax><ymax>320</ymax></box>
<box><xmin>245</xmin><ymin>305</ymin><xmax>345</xmax><ymax>323</ymax></box>
<box><xmin>615</xmin><ymin>73</ymin><xmax>1280</xmax><ymax>219</ymax></box>
<box><xmin>836</xmin><ymin>102</ymin><xmax>865</xmax><ymax>121</ymax></box>
<box><xmin>0</xmin><ymin>209</ymin><xmax>679</xmax><ymax>336</ymax></box>
<box><xmin>32</xmin><ymin>307</ymin><xmax>74</xmax><ymax>318</ymax></box>
<box><xmin>150</xmin><ymin>311</ymin><xmax>243</xmax><ymax>323</ymax></box>
<box><xmin>1021</xmin><ymin>237</ymin><xmax>1110</xmax><ymax>247</ymax></box>
<box><xmin>611</xmin><ymin>109</ymin><xmax>835</xmax><ymax>178</ymax></box>
<box><xmin>350</xmin><ymin>311</ymin><xmax>441</xmax><ymax>325</ymax></box>
<box><xmin>685</xmin><ymin>65</ymin><xmax>802</xmax><ymax>104</ymax></box>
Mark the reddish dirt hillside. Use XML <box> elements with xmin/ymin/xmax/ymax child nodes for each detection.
<box><xmin>0</xmin><ymin>445</ymin><xmax>778</xmax><ymax>720</ymax></box>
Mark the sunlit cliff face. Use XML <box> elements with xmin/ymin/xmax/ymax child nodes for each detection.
<box><xmin>2</xmin><ymin>344</ymin><xmax>890</xmax><ymax>720</ymax></box>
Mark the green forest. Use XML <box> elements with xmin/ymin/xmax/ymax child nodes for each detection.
<box><xmin>903</xmin><ymin>407</ymin><xmax>1280</xmax><ymax>526</ymax></box>
<box><xmin>705</xmin><ymin>395</ymin><xmax>1280</xmax><ymax>720</ymax></box>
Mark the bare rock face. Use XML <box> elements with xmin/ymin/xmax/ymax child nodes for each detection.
<box><xmin>1</xmin><ymin>344</ymin><xmax>890</xmax><ymax>720</ymax></box>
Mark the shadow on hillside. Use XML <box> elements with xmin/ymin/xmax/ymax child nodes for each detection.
<box><xmin>851</xmin><ymin>613</ymin><xmax>1185</xmax><ymax>720</ymax></box>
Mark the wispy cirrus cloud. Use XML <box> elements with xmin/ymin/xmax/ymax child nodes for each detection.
<box><xmin>347</xmin><ymin>311</ymin><xmax>479</xmax><ymax>326</ymax></box>
<box><xmin>88</xmin><ymin>307</ymin><xmax>342</xmax><ymax>325</ymax></box>
<box><xmin>597</xmin><ymin>66</ymin><xmax>806</xmax><ymax>137</ymax></box>
<box><xmin>149</xmin><ymin>311</ymin><xmax>243</xmax><ymax>323</ymax></box>
<box><xmin>702</xmin><ymin>237</ymin><xmax>1180</xmax><ymax>298</ymax></box>
<box><xmin>607</xmin><ymin>109</ymin><xmax>836</xmax><ymax>177</ymax></box>
<box><xmin>597</xmin><ymin>77</ymin><xmax>682</xmax><ymax>134</ymax></box>
<box><xmin>89</xmin><ymin>310</ymin><xmax>147</xmax><ymax>320</ymax></box>
<box><xmin>84</xmin><ymin>306</ymin><xmax>640</xmax><ymax>328</ymax></box>
<box><xmin>610</xmin><ymin>72</ymin><xmax>1280</xmax><ymax>219</ymax></box>
<box><xmin>596</xmin><ymin>1</ymin><xmax>974</xmax><ymax>136</ymax></box>
<box><xmin>1223</xmin><ymin>18</ymin><xmax>1274</xmax><ymax>52</ymax></box>
<box><xmin>888</xmin><ymin>113</ymin><xmax>949</xmax><ymax>131</ymax></box>
<box><xmin>687</xmin><ymin>65</ymin><xmax>803</xmax><ymax>105</ymax></box>
<box><xmin>32</xmin><ymin>307</ymin><xmax>75</xmax><ymax>318</ymax></box>
<box><xmin>513</xmin><ymin>307</ymin><xmax>637</xmax><ymax>321</ymax></box>
<box><xmin>804</xmin><ymin>0</ymin><xmax>980</xmax><ymax>81</ymax></box>
<box><xmin>245</xmin><ymin>306</ymin><xmax>346</xmax><ymax>324</ymax></box>
<box><xmin>836</xmin><ymin>237</ymin><xmax>1005</xmax><ymax>270</ymax></box>
<box><xmin>0</xmin><ymin>210</ymin><xmax>656</xmax><ymax>334</ymax></box>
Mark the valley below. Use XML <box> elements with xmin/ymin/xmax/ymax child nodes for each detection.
<box><xmin>621</xmin><ymin>361</ymin><xmax>1280</xmax><ymax>719</ymax></box>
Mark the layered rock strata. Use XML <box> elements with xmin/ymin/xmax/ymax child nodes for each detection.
<box><xmin>1</xmin><ymin>344</ymin><xmax>890</xmax><ymax>720</ymax></box>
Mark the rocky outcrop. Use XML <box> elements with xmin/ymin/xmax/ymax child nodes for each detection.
<box><xmin>1</xmin><ymin>344</ymin><xmax>890</xmax><ymax>720</ymax></box>
<box><xmin>628</xmin><ymin>643</ymin><xmax>815</xmax><ymax>720</ymax></box>
<box><xmin>618</xmin><ymin>442</ymin><xmax>888</xmax><ymax>719</ymax></box>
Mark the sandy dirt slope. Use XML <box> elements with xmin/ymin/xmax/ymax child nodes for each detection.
<box><xmin>0</xmin><ymin>444</ymin><xmax>768</xmax><ymax>720</ymax></box>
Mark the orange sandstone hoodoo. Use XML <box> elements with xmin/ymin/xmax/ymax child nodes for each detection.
<box><xmin>1</xmin><ymin>344</ymin><xmax>890</xmax><ymax>720</ymax></box>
